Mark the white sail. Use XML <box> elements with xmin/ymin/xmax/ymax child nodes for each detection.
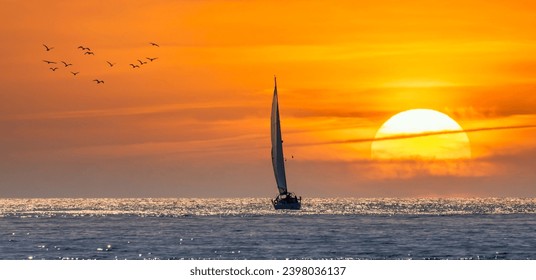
<box><xmin>271</xmin><ymin>77</ymin><xmax>288</xmax><ymax>195</ymax></box>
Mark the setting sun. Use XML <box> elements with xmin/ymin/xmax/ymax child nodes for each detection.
<box><xmin>371</xmin><ymin>109</ymin><xmax>471</xmax><ymax>160</ymax></box>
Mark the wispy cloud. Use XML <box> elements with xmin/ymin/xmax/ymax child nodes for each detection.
<box><xmin>0</xmin><ymin>101</ymin><xmax>264</xmax><ymax>121</ymax></box>
<box><xmin>291</xmin><ymin>124</ymin><xmax>536</xmax><ymax>146</ymax></box>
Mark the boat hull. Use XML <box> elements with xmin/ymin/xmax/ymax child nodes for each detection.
<box><xmin>272</xmin><ymin>192</ymin><xmax>301</xmax><ymax>210</ymax></box>
<box><xmin>273</xmin><ymin>201</ymin><xmax>301</xmax><ymax>210</ymax></box>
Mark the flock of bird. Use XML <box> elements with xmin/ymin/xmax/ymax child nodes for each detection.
<box><xmin>41</xmin><ymin>42</ymin><xmax>160</xmax><ymax>84</ymax></box>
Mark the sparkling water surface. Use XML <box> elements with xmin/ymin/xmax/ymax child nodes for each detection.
<box><xmin>1</xmin><ymin>198</ymin><xmax>536</xmax><ymax>260</ymax></box>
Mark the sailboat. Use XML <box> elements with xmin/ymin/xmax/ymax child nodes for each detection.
<box><xmin>270</xmin><ymin>77</ymin><xmax>301</xmax><ymax>210</ymax></box>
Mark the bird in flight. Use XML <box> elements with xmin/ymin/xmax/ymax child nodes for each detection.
<box><xmin>43</xmin><ymin>60</ymin><xmax>57</xmax><ymax>64</ymax></box>
<box><xmin>61</xmin><ymin>61</ymin><xmax>73</xmax><ymax>67</ymax></box>
<box><xmin>71</xmin><ymin>71</ymin><xmax>80</xmax><ymax>76</ymax></box>
<box><xmin>106</xmin><ymin>61</ymin><xmax>115</xmax><ymax>67</ymax></box>
<box><xmin>146</xmin><ymin>57</ymin><xmax>158</xmax><ymax>62</ymax></box>
<box><xmin>78</xmin><ymin>46</ymin><xmax>91</xmax><ymax>51</ymax></box>
<box><xmin>137</xmin><ymin>59</ymin><xmax>147</xmax><ymax>65</ymax></box>
<box><xmin>129</xmin><ymin>63</ymin><xmax>140</xmax><ymax>68</ymax></box>
<box><xmin>84</xmin><ymin>51</ymin><xmax>95</xmax><ymax>55</ymax></box>
<box><xmin>43</xmin><ymin>44</ymin><xmax>54</xmax><ymax>51</ymax></box>
<box><xmin>50</xmin><ymin>67</ymin><xmax>58</xmax><ymax>71</ymax></box>
<box><xmin>149</xmin><ymin>42</ymin><xmax>159</xmax><ymax>47</ymax></box>
<box><xmin>93</xmin><ymin>79</ymin><xmax>104</xmax><ymax>84</ymax></box>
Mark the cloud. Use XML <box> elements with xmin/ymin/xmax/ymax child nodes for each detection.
<box><xmin>291</xmin><ymin>124</ymin><xmax>536</xmax><ymax>147</ymax></box>
<box><xmin>0</xmin><ymin>101</ymin><xmax>265</xmax><ymax>121</ymax></box>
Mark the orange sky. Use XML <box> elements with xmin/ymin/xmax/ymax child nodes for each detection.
<box><xmin>1</xmin><ymin>0</ymin><xmax>536</xmax><ymax>197</ymax></box>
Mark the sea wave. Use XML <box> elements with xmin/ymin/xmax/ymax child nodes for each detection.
<box><xmin>1</xmin><ymin>198</ymin><xmax>536</xmax><ymax>217</ymax></box>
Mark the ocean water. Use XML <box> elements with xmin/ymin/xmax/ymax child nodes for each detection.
<box><xmin>1</xmin><ymin>198</ymin><xmax>536</xmax><ymax>260</ymax></box>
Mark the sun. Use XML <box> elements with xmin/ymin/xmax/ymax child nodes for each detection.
<box><xmin>371</xmin><ymin>109</ymin><xmax>471</xmax><ymax>160</ymax></box>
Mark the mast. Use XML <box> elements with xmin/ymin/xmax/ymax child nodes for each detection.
<box><xmin>271</xmin><ymin>76</ymin><xmax>288</xmax><ymax>195</ymax></box>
